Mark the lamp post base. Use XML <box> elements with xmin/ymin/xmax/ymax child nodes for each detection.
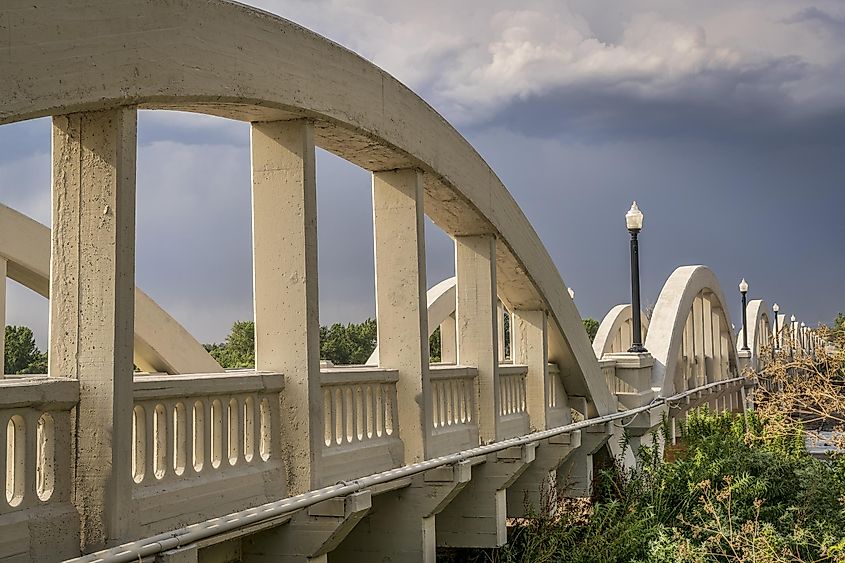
<box><xmin>627</xmin><ymin>344</ymin><xmax>648</xmax><ymax>354</ymax></box>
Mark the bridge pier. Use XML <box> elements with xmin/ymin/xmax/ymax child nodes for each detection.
<box><xmin>242</xmin><ymin>491</ymin><xmax>371</xmax><ymax>562</ymax></box>
<box><xmin>437</xmin><ymin>444</ymin><xmax>535</xmax><ymax>548</ymax></box>
<box><xmin>558</xmin><ymin>423</ymin><xmax>610</xmax><ymax>497</ymax></box>
<box><xmin>507</xmin><ymin>431</ymin><xmax>581</xmax><ymax>517</ymax></box>
<box><xmin>330</xmin><ymin>462</ymin><xmax>471</xmax><ymax>562</ymax></box>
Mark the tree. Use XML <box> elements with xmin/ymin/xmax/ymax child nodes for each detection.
<box><xmin>320</xmin><ymin>319</ymin><xmax>377</xmax><ymax>365</ymax></box>
<box><xmin>582</xmin><ymin>318</ymin><xmax>599</xmax><ymax>342</ymax></box>
<box><xmin>4</xmin><ymin>325</ymin><xmax>48</xmax><ymax>374</ymax></box>
<box><xmin>206</xmin><ymin>321</ymin><xmax>255</xmax><ymax>369</ymax></box>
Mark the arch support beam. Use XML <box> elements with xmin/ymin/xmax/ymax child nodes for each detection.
<box><xmin>455</xmin><ymin>235</ymin><xmax>499</xmax><ymax>443</ymax></box>
<box><xmin>251</xmin><ymin>119</ymin><xmax>320</xmax><ymax>494</ymax></box>
<box><xmin>49</xmin><ymin>108</ymin><xmax>137</xmax><ymax>550</ymax></box>
<box><xmin>512</xmin><ymin>309</ymin><xmax>548</xmax><ymax>431</ymax></box>
<box><xmin>0</xmin><ymin>257</ymin><xmax>5</xmax><ymax>377</ymax></box>
<box><xmin>373</xmin><ymin>168</ymin><xmax>428</xmax><ymax>463</ymax></box>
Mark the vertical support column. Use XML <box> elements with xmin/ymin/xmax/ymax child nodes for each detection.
<box><xmin>439</xmin><ymin>316</ymin><xmax>457</xmax><ymax>364</ymax></box>
<box><xmin>512</xmin><ymin>310</ymin><xmax>548</xmax><ymax>431</ymax></box>
<box><xmin>692</xmin><ymin>297</ymin><xmax>705</xmax><ymax>387</ymax></box>
<box><xmin>702</xmin><ymin>296</ymin><xmax>714</xmax><ymax>383</ymax></box>
<box><xmin>0</xmin><ymin>257</ymin><xmax>5</xmax><ymax>378</ymax></box>
<box><xmin>455</xmin><ymin>235</ymin><xmax>499</xmax><ymax>443</ymax></box>
<box><xmin>497</xmin><ymin>302</ymin><xmax>506</xmax><ymax>361</ymax></box>
<box><xmin>251</xmin><ymin>119</ymin><xmax>320</xmax><ymax>494</ymax></box>
<box><xmin>50</xmin><ymin>109</ymin><xmax>137</xmax><ymax>550</ymax></box>
<box><xmin>710</xmin><ymin>309</ymin><xmax>723</xmax><ymax>381</ymax></box>
<box><xmin>372</xmin><ymin>168</ymin><xmax>428</xmax><ymax>463</ymax></box>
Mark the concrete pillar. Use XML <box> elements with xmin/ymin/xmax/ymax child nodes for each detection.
<box><xmin>702</xmin><ymin>296</ymin><xmax>714</xmax><ymax>383</ymax></box>
<box><xmin>0</xmin><ymin>257</ymin><xmax>5</xmax><ymax>377</ymax></box>
<box><xmin>332</xmin><ymin>463</ymin><xmax>470</xmax><ymax>562</ymax></box>
<box><xmin>512</xmin><ymin>309</ymin><xmax>548</xmax><ymax>431</ymax></box>
<box><xmin>711</xmin><ymin>308</ymin><xmax>722</xmax><ymax>381</ymax></box>
<box><xmin>251</xmin><ymin>119</ymin><xmax>320</xmax><ymax>494</ymax></box>
<box><xmin>437</xmin><ymin>444</ymin><xmax>535</xmax><ymax>548</ymax></box>
<box><xmin>439</xmin><ymin>315</ymin><xmax>457</xmax><ymax>364</ymax></box>
<box><xmin>692</xmin><ymin>297</ymin><xmax>705</xmax><ymax>388</ymax></box>
<box><xmin>559</xmin><ymin>423</ymin><xmax>610</xmax><ymax>498</ymax></box>
<box><xmin>372</xmin><ymin>168</ymin><xmax>428</xmax><ymax>463</ymax></box>
<box><xmin>50</xmin><ymin>109</ymin><xmax>137</xmax><ymax>550</ymax></box>
<box><xmin>455</xmin><ymin>235</ymin><xmax>499</xmax><ymax>443</ymax></box>
<box><xmin>497</xmin><ymin>302</ymin><xmax>506</xmax><ymax>361</ymax></box>
<box><xmin>507</xmin><ymin>431</ymin><xmax>580</xmax><ymax>518</ymax></box>
<box><xmin>243</xmin><ymin>491</ymin><xmax>371</xmax><ymax>562</ymax></box>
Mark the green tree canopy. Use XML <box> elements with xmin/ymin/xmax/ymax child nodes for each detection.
<box><xmin>4</xmin><ymin>325</ymin><xmax>48</xmax><ymax>375</ymax></box>
<box><xmin>582</xmin><ymin>318</ymin><xmax>600</xmax><ymax>342</ymax></box>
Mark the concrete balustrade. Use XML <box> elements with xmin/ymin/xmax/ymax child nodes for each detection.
<box><xmin>318</xmin><ymin>366</ymin><xmax>403</xmax><ymax>487</ymax></box>
<box><xmin>130</xmin><ymin>372</ymin><xmax>285</xmax><ymax>537</ymax></box>
<box><xmin>0</xmin><ymin>378</ymin><xmax>79</xmax><ymax>560</ymax></box>
<box><xmin>497</xmin><ymin>365</ymin><xmax>530</xmax><ymax>439</ymax></box>
<box><xmin>428</xmin><ymin>366</ymin><xmax>479</xmax><ymax>457</ymax></box>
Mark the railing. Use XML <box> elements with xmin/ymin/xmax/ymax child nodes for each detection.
<box><xmin>428</xmin><ymin>365</ymin><xmax>479</xmax><ymax>457</ymax></box>
<box><xmin>1</xmin><ymin>377</ymin><xmax>79</xmax><ymax>560</ymax></box>
<box><xmin>498</xmin><ymin>364</ymin><xmax>529</xmax><ymax>439</ymax></box>
<box><xmin>131</xmin><ymin>371</ymin><xmax>285</xmax><ymax>535</ymax></box>
<box><xmin>546</xmin><ymin>363</ymin><xmax>570</xmax><ymax>428</ymax></box>
<box><xmin>319</xmin><ymin>366</ymin><xmax>404</xmax><ymax>486</ymax></box>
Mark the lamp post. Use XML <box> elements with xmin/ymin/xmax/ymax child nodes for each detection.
<box><xmin>801</xmin><ymin>322</ymin><xmax>806</xmax><ymax>352</ymax></box>
<box><xmin>626</xmin><ymin>202</ymin><xmax>647</xmax><ymax>353</ymax></box>
<box><xmin>739</xmin><ymin>278</ymin><xmax>749</xmax><ymax>351</ymax></box>
<box><xmin>790</xmin><ymin>315</ymin><xmax>796</xmax><ymax>358</ymax></box>
<box><xmin>773</xmin><ymin>303</ymin><xmax>780</xmax><ymax>353</ymax></box>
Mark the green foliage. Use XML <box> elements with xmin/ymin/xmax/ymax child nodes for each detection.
<box><xmin>205</xmin><ymin>320</ymin><xmax>255</xmax><ymax>369</ymax></box>
<box><xmin>207</xmin><ymin>318</ymin><xmax>379</xmax><ymax>368</ymax></box>
<box><xmin>831</xmin><ymin>313</ymin><xmax>845</xmax><ymax>341</ymax></box>
<box><xmin>583</xmin><ymin>318</ymin><xmax>600</xmax><ymax>342</ymax></box>
<box><xmin>4</xmin><ymin>325</ymin><xmax>47</xmax><ymax>374</ymax></box>
<box><xmin>430</xmin><ymin>326</ymin><xmax>442</xmax><ymax>363</ymax></box>
<box><xmin>488</xmin><ymin>408</ymin><xmax>845</xmax><ymax>562</ymax></box>
<box><xmin>319</xmin><ymin>319</ymin><xmax>377</xmax><ymax>365</ymax></box>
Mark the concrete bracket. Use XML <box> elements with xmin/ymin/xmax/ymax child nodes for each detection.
<box><xmin>242</xmin><ymin>491</ymin><xmax>372</xmax><ymax>562</ymax></box>
<box><xmin>435</xmin><ymin>448</ymin><xmax>534</xmax><ymax>548</ymax></box>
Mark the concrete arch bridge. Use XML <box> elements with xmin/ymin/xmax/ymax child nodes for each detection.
<box><xmin>0</xmin><ymin>1</ymin><xmax>828</xmax><ymax>561</ymax></box>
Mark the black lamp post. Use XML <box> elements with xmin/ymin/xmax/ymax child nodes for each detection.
<box><xmin>773</xmin><ymin>303</ymin><xmax>780</xmax><ymax>353</ymax></box>
<box><xmin>626</xmin><ymin>202</ymin><xmax>647</xmax><ymax>353</ymax></box>
<box><xmin>739</xmin><ymin>278</ymin><xmax>749</xmax><ymax>351</ymax></box>
<box><xmin>790</xmin><ymin>315</ymin><xmax>796</xmax><ymax>359</ymax></box>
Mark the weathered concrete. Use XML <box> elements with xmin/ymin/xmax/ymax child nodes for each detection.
<box><xmin>507</xmin><ymin>431</ymin><xmax>581</xmax><ymax>518</ymax></box>
<box><xmin>243</xmin><ymin>492</ymin><xmax>371</xmax><ymax>562</ymax></box>
<box><xmin>437</xmin><ymin>445</ymin><xmax>535</xmax><ymax>548</ymax></box>
<box><xmin>512</xmin><ymin>309</ymin><xmax>549</xmax><ymax>431</ymax></box>
<box><xmin>50</xmin><ymin>108</ymin><xmax>137</xmax><ymax>550</ymax></box>
<box><xmin>559</xmin><ymin>423</ymin><xmax>611</xmax><ymax>498</ymax></box>
<box><xmin>251</xmin><ymin>119</ymin><xmax>319</xmax><ymax>495</ymax></box>
<box><xmin>373</xmin><ymin>169</ymin><xmax>428</xmax><ymax>463</ymax></box>
<box><xmin>0</xmin><ymin>257</ymin><xmax>5</xmax><ymax>376</ymax></box>
<box><xmin>455</xmin><ymin>235</ymin><xmax>499</xmax><ymax>443</ymax></box>
<box><xmin>332</xmin><ymin>464</ymin><xmax>471</xmax><ymax>562</ymax></box>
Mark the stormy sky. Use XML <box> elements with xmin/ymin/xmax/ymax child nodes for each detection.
<box><xmin>3</xmin><ymin>0</ymin><xmax>845</xmax><ymax>349</ymax></box>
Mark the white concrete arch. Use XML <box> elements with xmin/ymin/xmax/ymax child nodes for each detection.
<box><xmin>737</xmin><ymin>299</ymin><xmax>771</xmax><ymax>371</ymax></box>
<box><xmin>592</xmin><ymin>304</ymin><xmax>650</xmax><ymax>358</ymax></box>
<box><xmin>645</xmin><ymin>266</ymin><xmax>739</xmax><ymax>397</ymax></box>
<box><xmin>0</xmin><ymin>0</ymin><xmax>611</xmax><ymax>413</ymax></box>
<box><xmin>0</xmin><ymin>203</ymin><xmax>222</xmax><ymax>375</ymax></box>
